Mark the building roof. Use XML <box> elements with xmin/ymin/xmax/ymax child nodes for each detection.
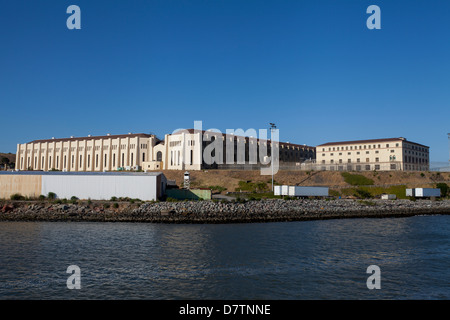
<box><xmin>26</xmin><ymin>133</ymin><xmax>154</xmax><ymax>144</ymax></box>
<box><xmin>172</xmin><ymin>129</ymin><xmax>316</xmax><ymax>149</ymax></box>
<box><xmin>317</xmin><ymin>137</ymin><xmax>429</xmax><ymax>148</ymax></box>
<box><xmin>0</xmin><ymin>171</ymin><xmax>164</xmax><ymax>176</ymax></box>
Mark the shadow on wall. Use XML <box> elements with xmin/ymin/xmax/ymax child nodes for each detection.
<box><xmin>165</xmin><ymin>188</ymin><xmax>211</xmax><ymax>200</ymax></box>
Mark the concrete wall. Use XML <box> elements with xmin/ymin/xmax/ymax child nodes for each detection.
<box><xmin>41</xmin><ymin>175</ymin><xmax>160</xmax><ymax>201</ymax></box>
<box><xmin>0</xmin><ymin>173</ymin><xmax>166</xmax><ymax>201</ymax></box>
<box><xmin>0</xmin><ymin>174</ymin><xmax>42</xmax><ymax>199</ymax></box>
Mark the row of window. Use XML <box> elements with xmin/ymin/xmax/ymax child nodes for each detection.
<box><xmin>170</xmin><ymin>141</ymin><xmax>182</xmax><ymax>147</ymax></box>
<box><xmin>169</xmin><ymin>150</ymin><xmax>195</xmax><ymax>166</ymax></box>
<box><xmin>405</xmin><ymin>149</ymin><xmax>428</xmax><ymax>157</ymax></box>
<box><xmin>21</xmin><ymin>144</ymin><xmax>148</xmax><ymax>155</ymax></box>
<box><xmin>320</xmin><ymin>163</ymin><xmax>429</xmax><ymax>171</ymax></box>
<box><xmin>404</xmin><ymin>156</ymin><xmax>428</xmax><ymax>164</ymax></box>
<box><xmin>20</xmin><ymin>152</ymin><xmax>147</xmax><ymax>171</ymax></box>
<box><xmin>404</xmin><ymin>144</ymin><xmax>428</xmax><ymax>152</ymax></box>
<box><xmin>322</xmin><ymin>156</ymin><xmax>395</xmax><ymax>164</ymax></box>
<box><xmin>321</xmin><ymin>164</ymin><xmax>398</xmax><ymax>171</ymax></box>
<box><xmin>322</xmin><ymin>143</ymin><xmax>400</xmax><ymax>152</ymax></box>
<box><xmin>24</xmin><ymin>143</ymin><xmax>149</xmax><ymax>154</ymax></box>
<box><xmin>323</xmin><ymin>150</ymin><xmax>386</xmax><ymax>157</ymax></box>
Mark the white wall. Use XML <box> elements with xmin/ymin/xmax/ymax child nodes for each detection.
<box><xmin>41</xmin><ymin>174</ymin><xmax>162</xmax><ymax>201</ymax></box>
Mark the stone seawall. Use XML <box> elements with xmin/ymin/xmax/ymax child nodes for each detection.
<box><xmin>1</xmin><ymin>199</ymin><xmax>450</xmax><ymax>223</ymax></box>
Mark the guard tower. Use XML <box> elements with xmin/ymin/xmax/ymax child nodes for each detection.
<box><xmin>184</xmin><ymin>171</ymin><xmax>190</xmax><ymax>189</ymax></box>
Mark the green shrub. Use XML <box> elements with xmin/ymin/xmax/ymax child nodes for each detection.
<box><xmin>436</xmin><ymin>183</ymin><xmax>449</xmax><ymax>197</ymax></box>
<box><xmin>355</xmin><ymin>188</ymin><xmax>372</xmax><ymax>199</ymax></box>
<box><xmin>341</xmin><ymin>173</ymin><xmax>374</xmax><ymax>186</ymax></box>
<box><xmin>237</xmin><ymin>180</ymin><xmax>268</xmax><ymax>192</ymax></box>
<box><xmin>47</xmin><ymin>192</ymin><xmax>57</xmax><ymax>199</ymax></box>
<box><xmin>10</xmin><ymin>193</ymin><xmax>25</xmax><ymax>200</ymax></box>
<box><xmin>329</xmin><ymin>190</ymin><xmax>340</xmax><ymax>197</ymax></box>
<box><xmin>208</xmin><ymin>185</ymin><xmax>227</xmax><ymax>193</ymax></box>
<box><xmin>365</xmin><ymin>185</ymin><xmax>407</xmax><ymax>200</ymax></box>
<box><xmin>110</xmin><ymin>196</ymin><xmax>117</xmax><ymax>201</ymax></box>
<box><xmin>113</xmin><ymin>202</ymin><xmax>119</xmax><ymax>208</ymax></box>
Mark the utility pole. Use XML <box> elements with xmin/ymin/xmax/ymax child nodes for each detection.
<box><xmin>270</xmin><ymin>123</ymin><xmax>277</xmax><ymax>192</ymax></box>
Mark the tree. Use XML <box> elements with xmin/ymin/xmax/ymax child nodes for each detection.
<box><xmin>1</xmin><ymin>157</ymin><xmax>10</xmax><ymax>170</ymax></box>
<box><xmin>436</xmin><ymin>183</ymin><xmax>449</xmax><ymax>197</ymax></box>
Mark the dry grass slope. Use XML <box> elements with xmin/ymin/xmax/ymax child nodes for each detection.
<box><xmin>160</xmin><ymin>169</ymin><xmax>450</xmax><ymax>194</ymax></box>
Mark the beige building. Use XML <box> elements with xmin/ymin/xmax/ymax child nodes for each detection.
<box><xmin>16</xmin><ymin>133</ymin><xmax>158</xmax><ymax>172</ymax></box>
<box><xmin>16</xmin><ymin>129</ymin><xmax>316</xmax><ymax>172</ymax></box>
<box><xmin>315</xmin><ymin>137</ymin><xmax>429</xmax><ymax>171</ymax></box>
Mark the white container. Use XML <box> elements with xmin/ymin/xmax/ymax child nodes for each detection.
<box><xmin>381</xmin><ymin>194</ymin><xmax>396</xmax><ymax>200</ymax></box>
<box><xmin>288</xmin><ymin>186</ymin><xmax>329</xmax><ymax>197</ymax></box>
<box><xmin>415</xmin><ymin>188</ymin><xmax>441</xmax><ymax>197</ymax></box>
<box><xmin>274</xmin><ymin>185</ymin><xmax>281</xmax><ymax>196</ymax></box>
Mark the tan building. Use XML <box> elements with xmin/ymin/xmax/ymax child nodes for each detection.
<box><xmin>161</xmin><ymin>129</ymin><xmax>315</xmax><ymax>170</ymax></box>
<box><xmin>315</xmin><ymin>137</ymin><xmax>429</xmax><ymax>171</ymax></box>
<box><xmin>16</xmin><ymin>133</ymin><xmax>158</xmax><ymax>172</ymax></box>
<box><xmin>16</xmin><ymin>129</ymin><xmax>316</xmax><ymax>172</ymax></box>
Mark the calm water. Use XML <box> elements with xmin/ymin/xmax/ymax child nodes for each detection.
<box><xmin>0</xmin><ymin>215</ymin><xmax>449</xmax><ymax>300</ymax></box>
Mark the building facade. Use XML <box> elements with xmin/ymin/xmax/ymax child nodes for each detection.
<box><xmin>315</xmin><ymin>137</ymin><xmax>429</xmax><ymax>171</ymax></box>
<box><xmin>16</xmin><ymin>133</ymin><xmax>158</xmax><ymax>172</ymax></box>
<box><xmin>146</xmin><ymin>129</ymin><xmax>316</xmax><ymax>171</ymax></box>
<box><xmin>16</xmin><ymin>129</ymin><xmax>316</xmax><ymax>172</ymax></box>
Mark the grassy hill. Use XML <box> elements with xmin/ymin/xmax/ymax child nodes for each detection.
<box><xmin>160</xmin><ymin>169</ymin><xmax>450</xmax><ymax>199</ymax></box>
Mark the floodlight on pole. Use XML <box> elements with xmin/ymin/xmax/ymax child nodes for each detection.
<box><xmin>270</xmin><ymin>123</ymin><xmax>277</xmax><ymax>192</ymax></box>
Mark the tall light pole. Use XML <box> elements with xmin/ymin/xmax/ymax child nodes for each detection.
<box><xmin>270</xmin><ymin>123</ymin><xmax>277</xmax><ymax>192</ymax></box>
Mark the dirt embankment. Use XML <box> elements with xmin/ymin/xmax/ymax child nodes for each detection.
<box><xmin>160</xmin><ymin>169</ymin><xmax>450</xmax><ymax>192</ymax></box>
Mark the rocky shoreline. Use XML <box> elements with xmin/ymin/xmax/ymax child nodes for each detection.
<box><xmin>1</xmin><ymin>199</ymin><xmax>450</xmax><ymax>223</ymax></box>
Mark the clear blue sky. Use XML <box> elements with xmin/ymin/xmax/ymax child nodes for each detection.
<box><xmin>1</xmin><ymin>0</ymin><xmax>449</xmax><ymax>163</ymax></box>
